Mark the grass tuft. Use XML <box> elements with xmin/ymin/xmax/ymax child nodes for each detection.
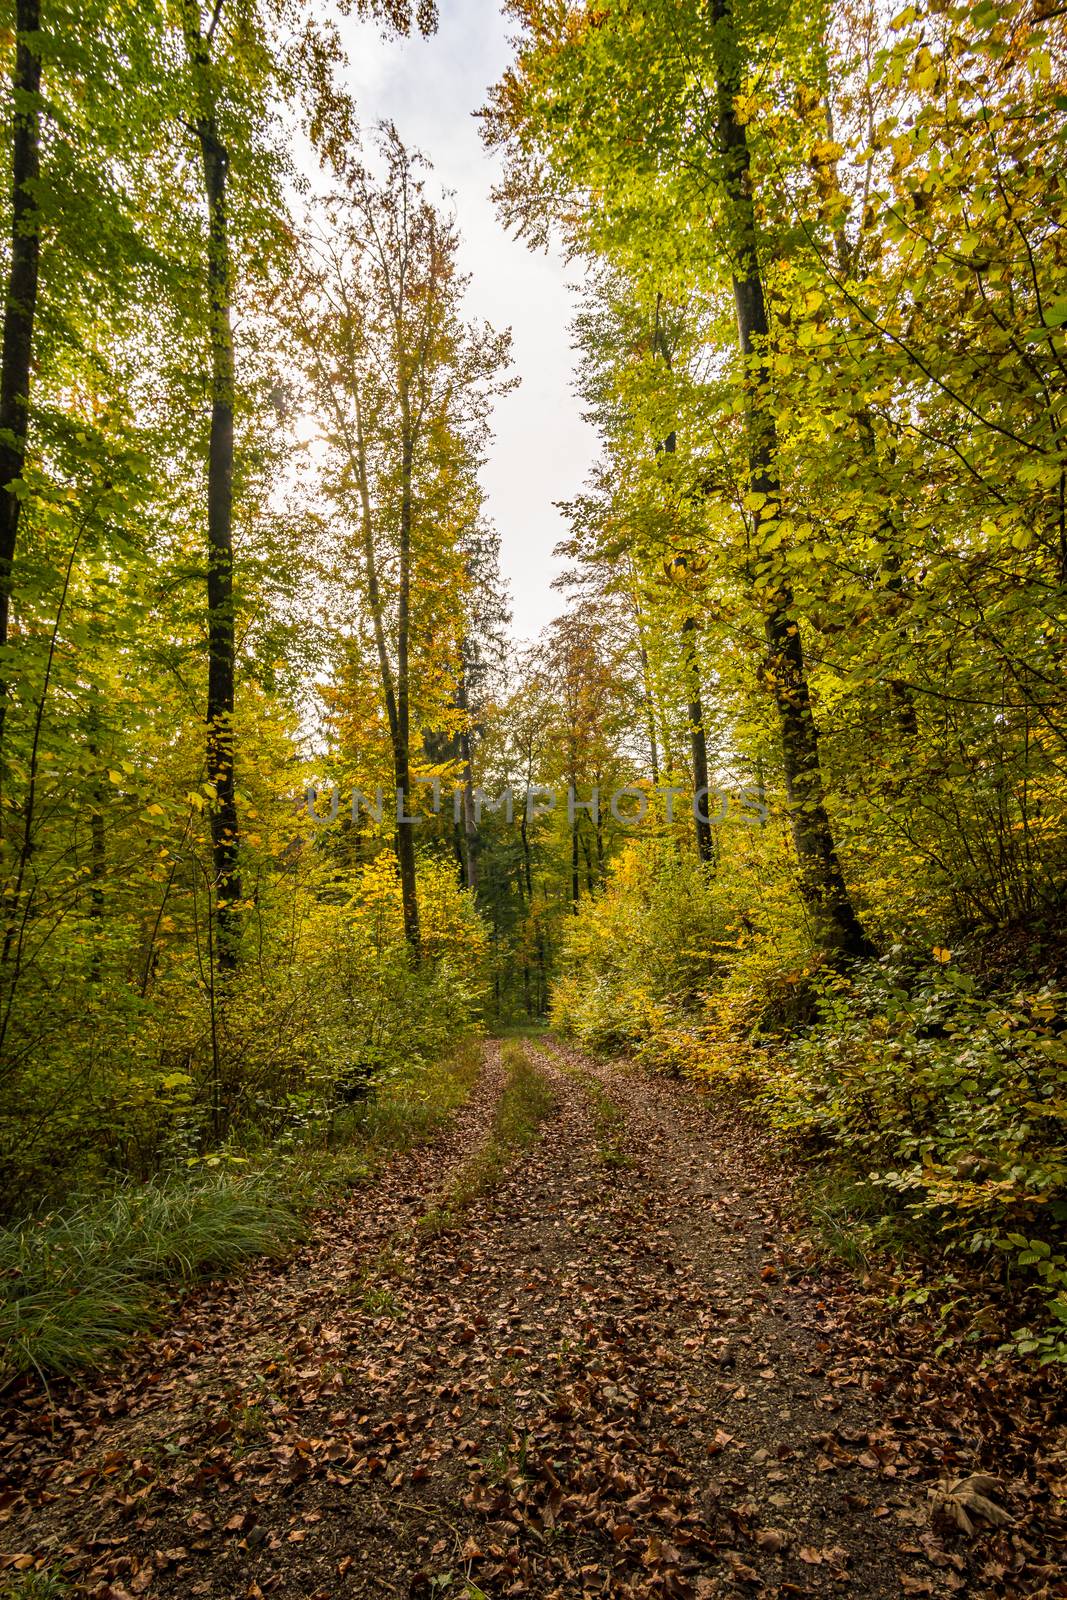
<box><xmin>0</xmin><ymin>1171</ymin><xmax>298</xmax><ymax>1382</ymax></box>
<box><xmin>0</xmin><ymin>1571</ymin><xmax>69</xmax><ymax>1597</ymax></box>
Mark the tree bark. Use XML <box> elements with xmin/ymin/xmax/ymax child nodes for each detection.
<box><xmin>0</xmin><ymin>0</ymin><xmax>42</xmax><ymax>752</ymax></box>
<box><xmin>856</xmin><ymin>409</ymin><xmax>919</xmax><ymax>741</ymax></box>
<box><xmin>654</xmin><ymin>302</ymin><xmax>713</xmax><ymax>864</ymax></box>
<box><xmin>184</xmin><ymin>2</ymin><xmax>241</xmax><ymax>970</ymax></box>
<box><xmin>629</xmin><ymin>564</ymin><xmax>660</xmax><ymax>785</ymax></box>
<box><xmin>710</xmin><ymin>0</ymin><xmax>874</xmax><ymax>961</ymax></box>
<box><xmin>581</xmin><ymin>827</ymin><xmax>595</xmax><ymax>895</ymax></box>
<box><xmin>395</xmin><ymin>418</ymin><xmax>420</xmax><ymax>953</ymax></box>
<box><xmin>346</xmin><ymin>368</ymin><xmax>419</xmax><ymax>957</ymax></box>
<box><xmin>456</xmin><ymin>667</ymin><xmax>479</xmax><ymax>891</ymax></box>
<box><xmin>681</xmin><ymin>615</ymin><xmax>715</xmax><ymax>866</ymax></box>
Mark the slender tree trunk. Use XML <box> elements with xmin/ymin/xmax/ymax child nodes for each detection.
<box><xmin>456</xmin><ymin>668</ymin><xmax>479</xmax><ymax>891</ymax></box>
<box><xmin>821</xmin><ymin>103</ymin><xmax>918</xmax><ymax>745</ymax></box>
<box><xmin>711</xmin><ymin>0</ymin><xmax>874</xmax><ymax>961</ymax></box>
<box><xmin>0</xmin><ymin>0</ymin><xmax>42</xmax><ymax>754</ymax></box>
<box><xmin>856</xmin><ymin>410</ymin><xmax>918</xmax><ymax>741</ymax></box>
<box><xmin>348</xmin><ymin>380</ymin><xmax>418</xmax><ymax>952</ymax></box>
<box><xmin>520</xmin><ymin>813</ymin><xmax>533</xmax><ymax>900</ymax></box>
<box><xmin>630</xmin><ymin>568</ymin><xmax>660</xmax><ymax>784</ymax></box>
<box><xmin>185</xmin><ymin>3</ymin><xmax>241</xmax><ymax>970</ymax></box>
<box><xmin>521</xmin><ymin>811</ymin><xmax>549</xmax><ymax>1006</ymax></box>
<box><xmin>87</xmin><ymin>698</ymin><xmax>106</xmax><ymax>981</ymax></box>
<box><xmin>653</xmin><ymin>316</ymin><xmax>713</xmax><ymax>863</ymax></box>
<box><xmin>639</xmin><ymin>632</ymin><xmax>660</xmax><ymax>786</ymax></box>
<box><xmin>395</xmin><ymin>421</ymin><xmax>420</xmax><ymax>953</ymax></box>
<box><xmin>681</xmin><ymin>615</ymin><xmax>715</xmax><ymax>866</ymax></box>
<box><xmin>581</xmin><ymin>828</ymin><xmax>595</xmax><ymax>895</ymax></box>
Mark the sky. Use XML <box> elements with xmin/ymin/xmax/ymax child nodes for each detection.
<box><xmin>335</xmin><ymin>0</ymin><xmax>597</xmax><ymax>645</ymax></box>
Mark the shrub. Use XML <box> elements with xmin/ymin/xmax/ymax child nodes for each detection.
<box><xmin>0</xmin><ymin>848</ymin><xmax>490</xmax><ymax>1212</ymax></box>
<box><xmin>764</xmin><ymin>959</ymin><xmax>1067</xmax><ymax>1359</ymax></box>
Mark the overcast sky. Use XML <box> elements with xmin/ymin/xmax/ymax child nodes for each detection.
<box><xmin>335</xmin><ymin>0</ymin><xmax>596</xmax><ymax>645</ymax></box>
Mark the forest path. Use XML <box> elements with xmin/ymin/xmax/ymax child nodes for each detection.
<box><xmin>0</xmin><ymin>1040</ymin><xmax>1040</xmax><ymax>1599</ymax></box>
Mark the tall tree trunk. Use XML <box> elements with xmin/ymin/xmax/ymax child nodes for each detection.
<box><xmin>629</xmin><ymin>564</ymin><xmax>660</xmax><ymax>784</ymax></box>
<box><xmin>395</xmin><ymin>421</ymin><xmax>420</xmax><ymax>953</ymax></box>
<box><xmin>349</xmin><ymin>379</ymin><xmax>418</xmax><ymax>954</ymax></box>
<box><xmin>581</xmin><ymin>828</ymin><xmax>595</xmax><ymax>895</ymax></box>
<box><xmin>185</xmin><ymin>2</ymin><xmax>241</xmax><ymax>970</ymax></box>
<box><xmin>820</xmin><ymin>100</ymin><xmax>918</xmax><ymax>745</ymax></box>
<box><xmin>520</xmin><ymin>808</ymin><xmax>547</xmax><ymax>1010</ymax></box>
<box><xmin>87</xmin><ymin>696</ymin><xmax>106</xmax><ymax>982</ymax></box>
<box><xmin>856</xmin><ymin>409</ymin><xmax>919</xmax><ymax>742</ymax></box>
<box><xmin>654</xmin><ymin>307</ymin><xmax>713</xmax><ymax>862</ymax></box>
<box><xmin>681</xmin><ymin>614</ymin><xmax>715</xmax><ymax>866</ymax></box>
<box><xmin>710</xmin><ymin>0</ymin><xmax>874</xmax><ymax>961</ymax></box>
<box><xmin>0</xmin><ymin>0</ymin><xmax>42</xmax><ymax>753</ymax></box>
<box><xmin>520</xmin><ymin>812</ymin><xmax>533</xmax><ymax>900</ymax></box>
<box><xmin>639</xmin><ymin>629</ymin><xmax>660</xmax><ymax>786</ymax></box>
<box><xmin>456</xmin><ymin>666</ymin><xmax>479</xmax><ymax>891</ymax></box>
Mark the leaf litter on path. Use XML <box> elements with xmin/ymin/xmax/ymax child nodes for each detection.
<box><xmin>0</xmin><ymin>1038</ymin><xmax>1063</xmax><ymax>1599</ymax></box>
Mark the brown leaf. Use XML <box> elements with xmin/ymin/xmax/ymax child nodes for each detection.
<box><xmin>929</xmin><ymin>1474</ymin><xmax>1014</xmax><ymax>1537</ymax></box>
<box><xmin>755</xmin><ymin>1527</ymin><xmax>788</xmax><ymax>1553</ymax></box>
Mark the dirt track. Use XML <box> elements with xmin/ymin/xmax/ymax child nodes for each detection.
<box><xmin>1</xmin><ymin>1039</ymin><xmax>1062</xmax><ymax>1599</ymax></box>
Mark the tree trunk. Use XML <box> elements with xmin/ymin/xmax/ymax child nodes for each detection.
<box><xmin>710</xmin><ymin>0</ymin><xmax>874</xmax><ymax>961</ymax></box>
<box><xmin>185</xmin><ymin>2</ymin><xmax>241</xmax><ymax>970</ymax></box>
<box><xmin>653</xmin><ymin>322</ymin><xmax>713</xmax><ymax>866</ymax></box>
<box><xmin>456</xmin><ymin>668</ymin><xmax>479</xmax><ymax>891</ymax></box>
<box><xmin>856</xmin><ymin>410</ymin><xmax>918</xmax><ymax>741</ymax></box>
<box><xmin>581</xmin><ymin>828</ymin><xmax>595</xmax><ymax>895</ymax></box>
<box><xmin>681</xmin><ymin>615</ymin><xmax>715</xmax><ymax>866</ymax></box>
<box><xmin>0</xmin><ymin>0</ymin><xmax>42</xmax><ymax>752</ymax></box>
<box><xmin>630</xmin><ymin>568</ymin><xmax>660</xmax><ymax>784</ymax></box>
<box><xmin>520</xmin><ymin>812</ymin><xmax>533</xmax><ymax>900</ymax></box>
<box><xmin>640</xmin><ymin>631</ymin><xmax>660</xmax><ymax>786</ymax></box>
<box><xmin>395</xmin><ymin>420</ymin><xmax>420</xmax><ymax>953</ymax></box>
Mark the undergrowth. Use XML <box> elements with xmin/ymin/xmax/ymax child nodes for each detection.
<box><xmin>765</xmin><ymin>960</ymin><xmax>1067</xmax><ymax>1363</ymax></box>
<box><xmin>0</xmin><ymin>1038</ymin><xmax>483</xmax><ymax>1384</ymax></box>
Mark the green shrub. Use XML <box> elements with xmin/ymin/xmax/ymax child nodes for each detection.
<box><xmin>0</xmin><ymin>851</ymin><xmax>490</xmax><ymax>1212</ymax></box>
<box><xmin>765</xmin><ymin>959</ymin><xmax>1067</xmax><ymax>1360</ymax></box>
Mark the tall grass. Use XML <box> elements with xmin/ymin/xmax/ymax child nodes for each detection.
<box><xmin>0</xmin><ymin>1039</ymin><xmax>484</xmax><ymax>1383</ymax></box>
<box><xmin>0</xmin><ymin>1171</ymin><xmax>298</xmax><ymax>1382</ymax></box>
